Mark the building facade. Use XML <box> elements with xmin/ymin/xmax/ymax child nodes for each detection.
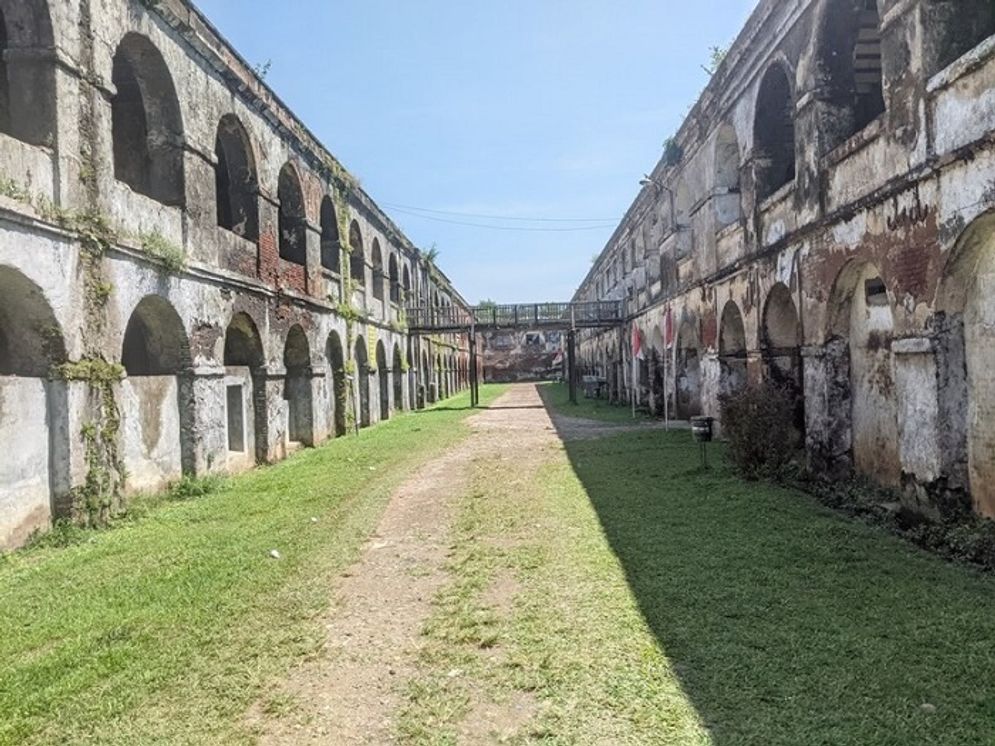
<box><xmin>0</xmin><ymin>0</ymin><xmax>473</xmax><ymax>549</ymax></box>
<box><xmin>575</xmin><ymin>0</ymin><xmax>995</xmax><ymax>519</ymax></box>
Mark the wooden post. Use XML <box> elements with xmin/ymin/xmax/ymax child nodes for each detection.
<box><xmin>469</xmin><ymin>334</ymin><xmax>479</xmax><ymax>408</ymax></box>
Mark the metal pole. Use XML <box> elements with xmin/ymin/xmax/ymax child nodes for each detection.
<box><xmin>567</xmin><ymin>330</ymin><xmax>577</xmax><ymax>405</ymax></box>
<box><xmin>469</xmin><ymin>335</ymin><xmax>479</xmax><ymax>408</ymax></box>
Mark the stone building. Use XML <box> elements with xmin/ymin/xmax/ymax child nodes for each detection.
<box><xmin>575</xmin><ymin>0</ymin><xmax>995</xmax><ymax>519</ymax></box>
<box><xmin>481</xmin><ymin>330</ymin><xmax>564</xmax><ymax>383</ymax></box>
<box><xmin>0</xmin><ymin>0</ymin><xmax>473</xmax><ymax>549</ymax></box>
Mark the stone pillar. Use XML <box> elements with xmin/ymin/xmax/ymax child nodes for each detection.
<box><xmin>801</xmin><ymin>342</ymin><xmax>852</xmax><ymax>478</ymax></box>
<box><xmin>261</xmin><ymin>365</ymin><xmax>288</xmax><ymax>462</ymax></box>
<box><xmin>310</xmin><ymin>363</ymin><xmax>331</xmax><ymax>445</ymax></box>
<box><xmin>746</xmin><ymin>350</ymin><xmax>764</xmax><ymax>385</ymax></box>
<box><xmin>185</xmin><ymin>364</ymin><xmax>228</xmax><ymax>476</ymax></box>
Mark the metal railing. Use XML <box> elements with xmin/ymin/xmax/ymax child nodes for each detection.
<box><xmin>406</xmin><ymin>300</ymin><xmax>623</xmax><ymax>332</ymax></box>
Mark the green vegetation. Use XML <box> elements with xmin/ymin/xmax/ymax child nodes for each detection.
<box><xmin>400</xmin><ymin>426</ymin><xmax>995</xmax><ymax>745</ymax></box>
<box><xmin>540</xmin><ymin>381</ymin><xmax>652</xmax><ymax>423</ymax></box>
<box><xmin>139</xmin><ymin>229</ymin><xmax>186</xmax><ymax>272</ymax></box>
<box><xmin>0</xmin><ymin>386</ymin><xmax>506</xmax><ymax>746</ymax></box>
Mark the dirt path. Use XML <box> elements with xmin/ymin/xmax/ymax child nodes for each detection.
<box><xmin>250</xmin><ymin>385</ymin><xmax>559</xmax><ymax>744</ymax></box>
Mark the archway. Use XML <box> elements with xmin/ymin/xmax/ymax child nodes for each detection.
<box><xmin>376</xmin><ymin>339</ymin><xmax>389</xmax><ymax>421</ymax></box>
<box><xmin>120</xmin><ymin>295</ymin><xmax>194</xmax><ymax>490</ymax></box>
<box><xmin>714</xmin><ymin>122</ymin><xmax>742</xmax><ymax>228</ymax></box>
<box><xmin>283</xmin><ymin>325</ymin><xmax>313</xmax><ymax>446</ymax></box>
<box><xmin>354</xmin><ymin>335</ymin><xmax>370</xmax><ymax>427</ymax></box>
<box><xmin>326</xmin><ymin>331</ymin><xmax>346</xmax><ymax>436</ymax></box>
<box><xmin>762</xmin><ymin>283</ymin><xmax>804</xmax><ymax>436</ymax></box>
<box><xmin>718</xmin><ymin>301</ymin><xmax>747</xmax><ymax>397</ymax></box>
<box><xmin>0</xmin><ymin>0</ymin><xmax>56</xmax><ymax>146</ymax></box>
<box><xmin>214</xmin><ymin>114</ymin><xmax>259</xmax><ymax>240</ymax></box>
<box><xmin>223</xmin><ymin>312</ymin><xmax>266</xmax><ymax>465</ymax></box>
<box><xmin>371</xmin><ymin>240</ymin><xmax>385</xmax><ymax>302</ymax></box>
<box><xmin>753</xmin><ymin>63</ymin><xmax>796</xmax><ymax>200</ymax></box>
<box><xmin>392</xmin><ymin>343</ymin><xmax>404</xmax><ymax>412</ymax></box>
<box><xmin>421</xmin><ymin>350</ymin><xmax>431</xmax><ymax>405</ymax></box>
<box><xmin>388</xmin><ymin>254</ymin><xmax>400</xmax><ymax>304</ymax></box>
<box><xmin>320</xmin><ymin>197</ymin><xmax>340</xmax><ymax>272</ymax></box>
<box><xmin>827</xmin><ymin>261</ymin><xmax>900</xmax><ymax>486</ymax></box>
<box><xmin>936</xmin><ymin>213</ymin><xmax>995</xmax><ymax>514</ymax></box>
<box><xmin>813</xmin><ymin>0</ymin><xmax>884</xmax><ymax>151</ymax></box>
<box><xmin>674</xmin><ymin>316</ymin><xmax>701</xmax><ymax>419</ymax></box>
<box><xmin>349</xmin><ymin>221</ymin><xmax>365</xmax><ymax>287</ymax></box>
<box><xmin>436</xmin><ymin>353</ymin><xmax>445</xmax><ymax>400</ymax></box>
<box><xmin>0</xmin><ymin>265</ymin><xmax>68</xmax><ymax>548</ymax></box>
<box><xmin>111</xmin><ymin>33</ymin><xmax>184</xmax><ymax>206</ymax></box>
<box><xmin>278</xmin><ymin>163</ymin><xmax>306</xmax><ymax>265</ymax></box>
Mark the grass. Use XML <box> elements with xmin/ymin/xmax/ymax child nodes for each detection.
<box><xmin>399</xmin><ymin>423</ymin><xmax>995</xmax><ymax>744</ymax></box>
<box><xmin>539</xmin><ymin>381</ymin><xmax>652</xmax><ymax>423</ymax></box>
<box><xmin>0</xmin><ymin>385</ymin><xmax>506</xmax><ymax>746</ymax></box>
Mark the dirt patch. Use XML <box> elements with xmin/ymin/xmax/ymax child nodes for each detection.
<box><xmin>481</xmin><ymin>568</ymin><xmax>522</xmax><ymax>617</ymax></box>
<box><xmin>458</xmin><ymin>689</ymin><xmax>540</xmax><ymax>745</ymax></box>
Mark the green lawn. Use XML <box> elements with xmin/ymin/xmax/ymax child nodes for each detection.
<box><xmin>539</xmin><ymin>381</ymin><xmax>652</xmax><ymax>423</ymax></box>
<box><xmin>400</xmin><ymin>425</ymin><xmax>995</xmax><ymax>745</ymax></box>
<box><xmin>0</xmin><ymin>385</ymin><xmax>505</xmax><ymax>746</ymax></box>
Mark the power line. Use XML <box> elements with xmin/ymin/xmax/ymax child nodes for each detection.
<box><xmin>387</xmin><ymin>206</ymin><xmax>618</xmax><ymax>232</ymax></box>
<box><xmin>382</xmin><ymin>201</ymin><xmax>618</xmax><ymax>224</ymax></box>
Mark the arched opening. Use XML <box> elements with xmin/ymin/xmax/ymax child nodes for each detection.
<box><xmin>111</xmin><ymin>33</ymin><xmax>184</xmax><ymax>206</ymax></box>
<box><xmin>354</xmin><ymin>335</ymin><xmax>370</xmax><ymax>427</ymax></box>
<box><xmin>448</xmin><ymin>354</ymin><xmax>456</xmax><ymax>398</ymax></box>
<box><xmin>326</xmin><ymin>331</ymin><xmax>346</xmax><ymax>436</ymax></box>
<box><xmin>0</xmin><ymin>2</ymin><xmax>57</xmax><ymax>146</ymax></box>
<box><xmin>376</xmin><ymin>340</ymin><xmax>389</xmax><ymax>421</ymax></box>
<box><xmin>402</xmin><ymin>265</ymin><xmax>411</xmax><ymax>304</ymax></box>
<box><xmin>223</xmin><ymin>312</ymin><xmax>266</xmax><ymax>466</ymax></box>
<box><xmin>349</xmin><ymin>220</ymin><xmax>365</xmax><ymax>286</ymax></box>
<box><xmin>936</xmin><ymin>213</ymin><xmax>995</xmax><ymax>515</ymax></box>
<box><xmin>214</xmin><ymin>115</ymin><xmax>259</xmax><ymax>241</ymax></box>
<box><xmin>762</xmin><ymin>283</ymin><xmax>805</xmax><ymax>437</ymax></box>
<box><xmin>278</xmin><ymin>163</ymin><xmax>306</xmax><ymax>265</ymax></box>
<box><xmin>815</xmin><ymin>0</ymin><xmax>884</xmax><ymax>152</ymax></box>
<box><xmin>0</xmin><ymin>266</ymin><xmax>68</xmax><ymax>548</ymax></box>
<box><xmin>392</xmin><ymin>343</ymin><xmax>405</xmax><ymax>412</ymax></box>
<box><xmin>388</xmin><ymin>254</ymin><xmax>400</xmax><ymax>304</ymax></box>
<box><xmin>924</xmin><ymin>1</ymin><xmax>995</xmax><ymax>76</ymax></box>
<box><xmin>753</xmin><ymin>63</ymin><xmax>796</xmax><ymax>201</ymax></box>
<box><xmin>718</xmin><ymin>301</ymin><xmax>747</xmax><ymax>397</ymax></box>
<box><xmin>283</xmin><ymin>325</ymin><xmax>313</xmax><ymax>446</ymax></box>
<box><xmin>120</xmin><ymin>295</ymin><xmax>194</xmax><ymax>490</ymax></box>
<box><xmin>436</xmin><ymin>353</ymin><xmax>445</xmax><ymax>400</ymax></box>
<box><xmin>714</xmin><ymin>123</ymin><xmax>742</xmax><ymax>228</ymax></box>
<box><xmin>320</xmin><ymin>197</ymin><xmax>340</xmax><ymax>272</ymax></box>
<box><xmin>371</xmin><ymin>240</ymin><xmax>385</xmax><ymax>302</ymax></box>
<box><xmin>827</xmin><ymin>261</ymin><xmax>900</xmax><ymax>486</ymax></box>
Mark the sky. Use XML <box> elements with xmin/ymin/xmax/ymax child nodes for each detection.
<box><xmin>196</xmin><ymin>0</ymin><xmax>759</xmax><ymax>304</ymax></box>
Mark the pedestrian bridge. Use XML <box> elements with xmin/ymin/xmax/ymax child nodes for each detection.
<box><xmin>406</xmin><ymin>300</ymin><xmax>623</xmax><ymax>334</ymax></box>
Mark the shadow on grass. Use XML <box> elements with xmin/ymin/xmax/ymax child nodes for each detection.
<box><xmin>546</xmin><ymin>399</ymin><xmax>995</xmax><ymax>744</ymax></box>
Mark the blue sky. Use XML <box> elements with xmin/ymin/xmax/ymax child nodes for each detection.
<box><xmin>197</xmin><ymin>1</ymin><xmax>758</xmax><ymax>304</ymax></box>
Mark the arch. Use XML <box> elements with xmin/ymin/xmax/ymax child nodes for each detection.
<box><xmin>320</xmin><ymin>197</ymin><xmax>340</xmax><ymax>272</ymax></box>
<box><xmin>371</xmin><ymin>239</ymin><xmax>385</xmax><ymax>301</ymax></box>
<box><xmin>827</xmin><ymin>260</ymin><xmax>900</xmax><ymax>486</ymax></box>
<box><xmin>354</xmin><ymin>334</ymin><xmax>370</xmax><ymax>427</ymax></box>
<box><xmin>388</xmin><ymin>254</ymin><xmax>400</xmax><ymax>304</ymax></box>
<box><xmin>223</xmin><ymin>312</ymin><xmax>266</xmax><ymax>464</ymax></box>
<box><xmin>283</xmin><ymin>325</ymin><xmax>313</xmax><ymax>446</ymax></box>
<box><xmin>112</xmin><ymin>33</ymin><xmax>185</xmax><ymax>206</ymax></box>
<box><xmin>326</xmin><ymin>330</ymin><xmax>346</xmax><ymax>436</ymax></box>
<box><xmin>753</xmin><ymin>63</ymin><xmax>796</xmax><ymax>201</ymax></box>
<box><xmin>278</xmin><ymin>162</ymin><xmax>306</xmax><ymax>265</ymax></box>
<box><xmin>0</xmin><ymin>1</ymin><xmax>56</xmax><ymax>146</ymax></box>
<box><xmin>121</xmin><ymin>295</ymin><xmax>191</xmax><ymax>375</ymax></box>
<box><xmin>813</xmin><ymin>0</ymin><xmax>884</xmax><ymax>152</ymax></box>
<box><xmin>349</xmin><ymin>220</ymin><xmax>365</xmax><ymax>285</ymax></box>
<box><xmin>936</xmin><ymin>213</ymin><xmax>995</xmax><ymax>515</ymax></box>
<box><xmin>713</xmin><ymin>123</ymin><xmax>742</xmax><ymax>228</ymax></box>
<box><xmin>0</xmin><ymin>265</ymin><xmax>68</xmax><ymax>547</ymax></box>
<box><xmin>376</xmin><ymin>339</ymin><xmax>389</xmax><ymax>420</ymax></box>
<box><xmin>762</xmin><ymin>283</ymin><xmax>805</xmax><ymax>435</ymax></box>
<box><xmin>402</xmin><ymin>264</ymin><xmax>412</xmax><ymax>302</ymax></box>
<box><xmin>392</xmin><ymin>343</ymin><xmax>405</xmax><ymax>412</ymax></box>
<box><xmin>718</xmin><ymin>300</ymin><xmax>747</xmax><ymax>397</ymax></box>
<box><xmin>214</xmin><ymin>115</ymin><xmax>259</xmax><ymax>241</ymax></box>
<box><xmin>120</xmin><ymin>295</ymin><xmax>194</xmax><ymax>487</ymax></box>
<box><xmin>436</xmin><ymin>353</ymin><xmax>444</xmax><ymax>400</ymax></box>
<box><xmin>923</xmin><ymin>1</ymin><xmax>995</xmax><ymax>76</ymax></box>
